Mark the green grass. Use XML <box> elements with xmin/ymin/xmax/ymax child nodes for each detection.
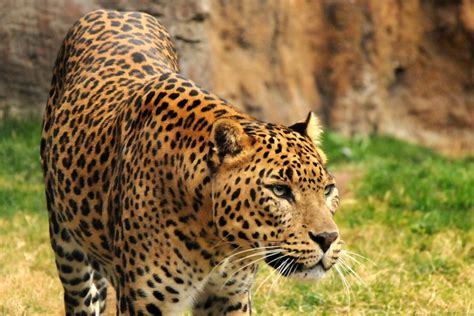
<box><xmin>0</xmin><ymin>119</ymin><xmax>63</xmax><ymax>314</ymax></box>
<box><xmin>0</xmin><ymin>119</ymin><xmax>472</xmax><ymax>314</ymax></box>
<box><xmin>324</xmin><ymin>132</ymin><xmax>474</xmax><ymax>232</ymax></box>
<box><xmin>0</xmin><ymin>119</ymin><xmax>44</xmax><ymax>217</ymax></box>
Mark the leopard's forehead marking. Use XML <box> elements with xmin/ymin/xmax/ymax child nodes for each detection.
<box><xmin>242</xmin><ymin>121</ymin><xmax>328</xmax><ymax>190</ymax></box>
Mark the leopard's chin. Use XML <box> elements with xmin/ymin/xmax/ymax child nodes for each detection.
<box><xmin>290</xmin><ymin>262</ymin><xmax>328</xmax><ymax>280</ymax></box>
<box><xmin>264</xmin><ymin>254</ymin><xmax>332</xmax><ymax>280</ymax></box>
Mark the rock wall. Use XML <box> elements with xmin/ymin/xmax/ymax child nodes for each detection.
<box><xmin>206</xmin><ymin>0</ymin><xmax>474</xmax><ymax>155</ymax></box>
<box><xmin>0</xmin><ymin>0</ymin><xmax>97</xmax><ymax>117</ymax></box>
<box><xmin>0</xmin><ymin>0</ymin><xmax>473</xmax><ymax>154</ymax></box>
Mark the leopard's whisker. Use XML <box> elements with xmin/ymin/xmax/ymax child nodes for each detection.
<box><xmin>267</xmin><ymin>258</ymin><xmax>295</xmax><ymax>297</ymax></box>
<box><xmin>257</xmin><ymin>257</ymin><xmax>288</xmax><ymax>297</ymax></box>
<box><xmin>215</xmin><ymin>245</ymin><xmax>281</xmax><ymax>266</ymax></box>
<box><xmin>253</xmin><ymin>249</ymin><xmax>296</xmax><ymax>295</ymax></box>
<box><xmin>210</xmin><ymin>246</ymin><xmax>257</xmax><ymax>275</ymax></box>
<box><xmin>220</xmin><ymin>250</ymin><xmax>285</xmax><ymax>289</ymax></box>
<box><xmin>254</xmin><ymin>264</ymin><xmax>280</xmax><ymax>295</ymax></box>
<box><xmin>343</xmin><ymin>250</ymin><xmax>376</xmax><ymax>265</ymax></box>
<box><xmin>266</xmin><ymin>258</ymin><xmax>290</xmax><ymax>297</ymax></box>
<box><xmin>338</xmin><ymin>257</ymin><xmax>366</xmax><ymax>286</ymax></box>
<box><xmin>210</xmin><ymin>246</ymin><xmax>282</xmax><ymax>276</ymax></box>
<box><xmin>340</xmin><ymin>251</ymin><xmax>364</xmax><ymax>266</ymax></box>
<box><xmin>334</xmin><ymin>264</ymin><xmax>352</xmax><ymax>308</ymax></box>
<box><xmin>227</xmin><ymin>248</ymin><xmax>284</xmax><ymax>267</ymax></box>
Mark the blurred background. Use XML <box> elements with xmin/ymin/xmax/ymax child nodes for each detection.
<box><xmin>0</xmin><ymin>0</ymin><xmax>473</xmax><ymax>314</ymax></box>
<box><xmin>1</xmin><ymin>0</ymin><xmax>473</xmax><ymax>154</ymax></box>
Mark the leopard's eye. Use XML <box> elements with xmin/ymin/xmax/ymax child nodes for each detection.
<box><xmin>324</xmin><ymin>184</ymin><xmax>335</xmax><ymax>197</ymax></box>
<box><xmin>271</xmin><ymin>185</ymin><xmax>293</xmax><ymax>200</ymax></box>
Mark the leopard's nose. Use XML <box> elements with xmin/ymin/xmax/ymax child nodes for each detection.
<box><xmin>309</xmin><ymin>231</ymin><xmax>338</xmax><ymax>252</ymax></box>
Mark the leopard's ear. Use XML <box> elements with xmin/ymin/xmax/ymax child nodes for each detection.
<box><xmin>289</xmin><ymin>112</ymin><xmax>327</xmax><ymax>163</ymax></box>
<box><xmin>289</xmin><ymin>112</ymin><xmax>323</xmax><ymax>147</ymax></box>
<box><xmin>208</xmin><ymin>118</ymin><xmax>255</xmax><ymax>170</ymax></box>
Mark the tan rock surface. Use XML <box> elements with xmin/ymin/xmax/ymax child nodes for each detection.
<box><xmin>1</xmin><ymin>0</ymin><xmax>472</xmax><ymax>154</ymax></box>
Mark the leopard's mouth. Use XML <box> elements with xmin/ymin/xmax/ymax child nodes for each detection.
<box><xmin>264</xmin><ymin>253</ymin><xmax>331</xmax><ymax>279</ymax></box>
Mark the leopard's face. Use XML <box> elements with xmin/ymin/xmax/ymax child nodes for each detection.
<box><xmin>209</xmin><ymin>113</ymin><xmax>341</xmax><ymax>280</ymax></box>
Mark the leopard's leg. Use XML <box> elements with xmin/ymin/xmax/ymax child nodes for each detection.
<box><xmin>91</xmin><ymin>267</ymin><xmax>109</xmax><ymax>313</ymax></box>
<box><xmin>115</xmin><ymin>278</ymin><xmax>189</xmax><ymax>315</ymax></box>
<box><xmin>49</xmin><ymin>212</ymin><xmax>106</xmax><ymax>315</ymax></box>
<box><xmin>192</xmin><ymin>265</ymin><xmax>255</xmax><ymax>316</ymax></box>
<box><xmin>192</xmin><ymin>291</ymin><xmax>252</xmax><ymax>316</ymax></box>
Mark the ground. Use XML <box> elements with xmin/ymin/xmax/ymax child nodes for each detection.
<box><xmin>0</xmin><ymin>119</ymin><xmax>472</xmax><ymax>314</ymax></box>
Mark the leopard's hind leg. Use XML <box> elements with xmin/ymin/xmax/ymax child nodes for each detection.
<box><xmin>49</xmin><ymin>212</ymin><xmax>108</xmax><ymax>315</ymax></box>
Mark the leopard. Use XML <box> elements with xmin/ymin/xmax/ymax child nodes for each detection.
<box><xmin>40</xmin><ymin>9</ymin><xmax>342</xmax><ymax>315</ymax></box>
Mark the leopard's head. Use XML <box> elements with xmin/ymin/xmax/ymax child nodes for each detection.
<box><xmin>208</xmin><ymin>112</ymin><xmax>341</xmax><ymax>280</ymax></box>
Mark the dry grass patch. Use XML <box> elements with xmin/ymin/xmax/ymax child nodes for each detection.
<box><xmin>0</xmin><ymin>213</ymin><xmax>62</xmax><ymax>314</ymax></box>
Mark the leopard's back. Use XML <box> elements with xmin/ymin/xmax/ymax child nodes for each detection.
<box><xmin>40</xmin><ymin>9</ymin><xmax>179</xmax><ymax>260</ymax></box>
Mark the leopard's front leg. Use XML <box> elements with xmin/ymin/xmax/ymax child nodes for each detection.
<box><xmin>193</xmin><ymin>263</ymin><xmax>256</xmax><ymax>316</ymax></box>
<box><xmin>193</xmin><ymin>291</ymin><xmax>252</xmax><ymax>316</ymax></box>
